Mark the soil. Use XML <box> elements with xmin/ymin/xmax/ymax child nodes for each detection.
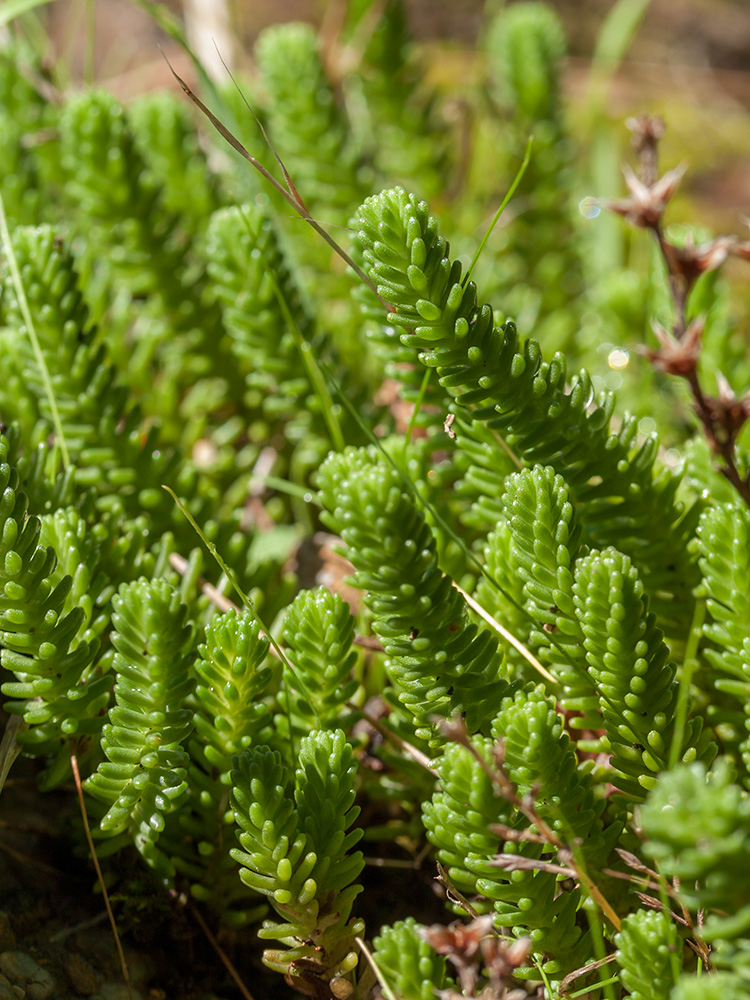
<box><xmin>1</xmin><ymin>755</ymin><xmax>234</xmax><ymax>1000</ymax></box>
<box><xmin>0</xmin><ymin>752</ymin><xmax>444</xmax><ymax>1000</ymax></box>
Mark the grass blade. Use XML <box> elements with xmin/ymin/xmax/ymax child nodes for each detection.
<box><xmin>463</xmin><ymin>135</ymin><xmax>533</xmax><ymax>286</ymax></box>
<box><xmin>0</xmin><ymin>0</ymin><xmax>55</xmax><ymax>27</ymax></box>
<box><xmin>0</xmin><ymin>191</ymin><xmax>69</xmax><ymax>467</ymax></box>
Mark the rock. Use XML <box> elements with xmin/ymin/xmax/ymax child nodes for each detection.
<box><xmin>0</xmin><ymin>953</ymin><xmax>54</xmax><ymax>1000</ymax></box>
<box><xmin>0</xmin><ymin>972</ymin><xmax>25</xmax><ymax>1000</ymax></box>
<box><xmin>0</xmin><ymin>916</ymin><xmax>15</xmax><ymax>953</ymax></box>
<box><xmin>62</xmin><ymin>953</ymin><xmax>98</xmax><ymax>996</ymax></box>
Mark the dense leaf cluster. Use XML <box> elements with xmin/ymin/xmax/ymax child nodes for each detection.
<box><xmin>1</xmin><ymin>3</ymin><xmax>750</xmax><ymax>999</ymax></box>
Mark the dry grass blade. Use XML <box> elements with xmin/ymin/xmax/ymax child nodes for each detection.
<box><xmin>600</xmin><ymin>866</ymin><xmax>662</xmax><ymax>893</ymax></box>
<box><xmin>160</xmin><ymin>51</ymin><xmax>390</xmax><ymax>309</ymax></box>
<box><xmin>70</xmin><ymin>751</ymin><xmax>133</xmax><ymax>1000</ymax></box>
<box><xmin>488</xmin><ymin>822</ymin><xmax>547</xmax><ymax>845</ymax></box>
<box><xmin>355</xmin><ymin>936</ymin><xmax>397</xmax><ymax>1000</ymax></box>
<box><xmin>489</xmin><ymin>853</ymin><xmax>577</xmax><ymax>877</ymax></box>
<box><xmin>189</xmin><ymin>903</ymin><xmax>256</xmax><ymax>1000</ymax></box>
<box><xmin>211</xmin><ymin>42</ymin><xmax>309</xmax><ymax>212</ymax></box>
<box><xmin>558</xmin><ymin>953</ymin><xmax>617</xmax><ymax>996</ymax></box>
<box><xmin>0</xmin><ymin>715</ymin><xmax>26</xmax><ymax>796</ymax></box>
<box><xmin>452</xmin><ymin>581</ymin><xmax>557</xmax><ymax>685</ymax></box>
<box><xmin>352</xmin><ymin>704</ymin><xmax>437</xmax><ymax>773</ymax></box>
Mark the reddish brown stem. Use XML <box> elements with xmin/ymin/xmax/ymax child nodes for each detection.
<box><xmin>684</xmin><ymin>368</ymin><xmax>750</xmax><ymax>506</ymax></box>
<box><xmin>650</xmin><ymin>217</ymin><xmax>750</xmax><ymax>507</ymax></box>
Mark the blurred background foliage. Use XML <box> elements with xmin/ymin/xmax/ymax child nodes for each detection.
<box><xmin>3</xmin><ymin>0</ymin><xmax>749</xmax><ymax>543</ymax></box>
<box><xmin>33</xmin><ymin>0</ymin><xmax>750</xmax><ymax>235</ymax></box>
<box><xmin>28</xmin><ymin>0</ymin><xmax>750</xmax><ymax>406</ymax></box>
<box><xmin>3</xmin><ymin>0</ymin><xmax>749</xmax><ymax>590</ymax></box>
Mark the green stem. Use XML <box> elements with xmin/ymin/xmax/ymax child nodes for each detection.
<box><xmin>532</xmin><ymin>957</ymin><xmax>553</xmax><ymax>999</ymax></box>
<box><xmin>668</xmin><ymin>598</ymin><xmax>705</xmax><ymax>770</ymax></box>
<box><xmin>236</xmin><ymin>205</ymin><xmax>345</xmax><ymax>453</ymax></box>
<box><xmin>84</xmin><ymin>0</ymin><xmax>95</xmax><ymax>85</ymax></box>
<box><xmin>567</xmin><ymin>975</ymin><xmax>620</xmax><ymax>999</ymax></box>
<box><xmin>585</xmin><ymin>899</ymin><xmax>619</xmax><ymax>1000</ymax></box>
<box><xmin>404</xmin><ymin>367</ymin><xmax>432</xmax><ymax>449</ymax></box>
<box><xmin>259</xmin><ymin>475</ymin><xmax>323</xmax><ymax>505</ymax></box>
<box><xmin>162</xmin><ymin>485</ymin><xmax>321</xmax><ymax>742</ymax></box>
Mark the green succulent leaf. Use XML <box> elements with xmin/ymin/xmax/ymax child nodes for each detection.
<box><xmin>573</xmin><ymin>548</ymin><xmax>714</xmax><ymax>798</ymax></box>
<box><xmin>231</xmin><ymin>729</ymin><xmax>364</xmax><ymax>991</ymax></box>
<box><xmin>318</xmin><ymin>445</ymin><xmax>510</xmax><ymax>742</ymax></box>
<box><xmin>372</xmin><ymin>917</ymin><xmax>450</xmax><ymax>1000</ymax></box>
<box><xmin>85</xmin><ymin>578</ymin><xmax>196</xmax><ymax>876</ymax></box>
<box><xmin>615</xmin><ymin>907</ymin><xmax>683</xmax><ymax>1000</ymax></box>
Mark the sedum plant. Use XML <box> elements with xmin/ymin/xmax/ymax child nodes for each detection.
<box><xmin>614</xmin><ymin>908</ymin><xmax>683</xmax><ymax>1000</ymax></box>
<box><xmin>371</xmin><ymin>917</ymin><xmax>450</xmax><ymax>999</ymax></box>
<box><xmin>278</xmin><ymin>586</ymin><xmax>360</xmax><ymax>740</ymax></box>
<box><xmin>484</xmin><ymin>1</ymin><xmax>582</xmax><ymax>349</ymax></box>
<box><xmin>317</xmin><ymin>446</ymin><xmax>511</xmax><ymax>744</ymax></box>
<box><xmin>253</xmin><ymin>22</ymin><xmax>371</xmax><ymax>223</ymax></box>
<box><xmin>231</xmin><ymin>729</ymin><xmax>365</xmax><ymax>997</ymax></box>
<box><xmin>2</xmin><ymin>3</ymin><xmax>750</xmax><ymax>999</ymax></box>
<box><xmin>168</xmin><ymin>608</ymin><xmax>274</xmax><ymax>924</ymax></box>
<box><xmin>85</xmin><ymin>579</ymin><xmax>196</xmax><ymax>876</ymax></box>
<box><xmin>0</xmin><ymin>438</ymin><xmax>110</xmax><ymax>787</ymax></box>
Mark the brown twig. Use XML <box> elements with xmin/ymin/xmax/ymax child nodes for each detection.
<box><xmin>353</xmin><ymin>634</ymin><xmax>385</xmax><ymax>651</ymax></box>
<box><xmin>558</xmin><ymin>953</ymin><xmax>617</xmax><ymax>996</ymax></box>
<box><xmin>351</xmin><ymin>704</ymin><xmax>437</xmax><ymax>774</ymax></box>
<box><xmin>168</xmin><ymin>552</ymin><xmax>238</xmax><ymax>613</ymax></box>
<box><xmin>435</xmin><ymin>861</ymin><xmax>481</xmax><ymax>920</ymax></box>
<box><xmin>441</xmin><ymin>720</ymin><xmax>622</xmax><ymax>931</ymax></box>
<box><xmin>606</xmin><ymin>114</ymin><xmax>750</xmax><ymax>508</ymax></box>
